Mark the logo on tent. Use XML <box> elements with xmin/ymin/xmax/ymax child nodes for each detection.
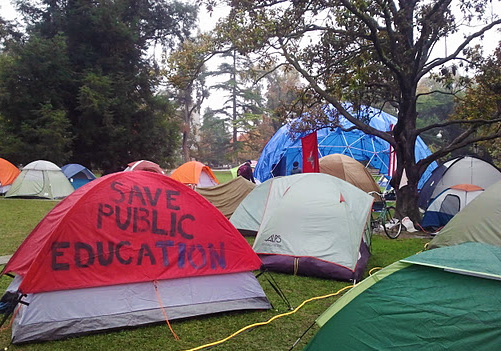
<box><xmin>265</xmin><ymin>234</ymin><xmax>282</xmax><ymax>243</ymax></box>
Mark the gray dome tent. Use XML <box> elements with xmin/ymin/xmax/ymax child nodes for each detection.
<box><xmin>5</xmin><ymin>160</ymin><xmax>74</xmax><ymax>199</ymax></box>
<box><xmin>418</xmin><ymin>155</ymin><xmax>501</xmax><ymax>210</ymax></box>
<box><xmin>231</xmin><ymin>173</ymin><xmax>373</xmax><ymax>281</ymax></box>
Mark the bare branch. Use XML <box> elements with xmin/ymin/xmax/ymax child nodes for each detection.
<box><xmin>416</xmin><ymin>117</ymin><xmax>501</xmax><ymax>135</ymax></box>
<box><xmin>420</xmin><ymin>18</ymin><xmax>501</xmax><ymax>79</ymax></box>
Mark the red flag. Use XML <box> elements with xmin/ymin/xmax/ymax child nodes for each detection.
<box><xmin>301</xmin><ymin>131</ymin><xmax>319</xmax><ymax>173</ymax></box>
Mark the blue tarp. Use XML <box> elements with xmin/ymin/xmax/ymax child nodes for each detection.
<box><xmin>254</xmin><ymin>105</ymin><xmax>437</xmax><ymax>188</ymax></box>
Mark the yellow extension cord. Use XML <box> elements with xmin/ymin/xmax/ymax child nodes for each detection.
<box><xmin>181</xmin><ymin>284</ymin><xmax>355</xmax><ymax>351</ymax></box>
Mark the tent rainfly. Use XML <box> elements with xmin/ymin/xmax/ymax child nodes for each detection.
<box><xmin>5</xmin><ymin>160</ymin><xmax>74</xmax><ymax>199</ymax></box>
<box><xmin>231</xmin><ymin>173</ymin><xmax>373</xmax><ymax>281</ymax></box>
<box><xmin>0</xmin><ymin>158</ymin><xmax>20</xmax><ymax>194</ymax></box>
<box><xmin>319</xmin><ymin>153</ymin><xmax>381</xmax><ymax>195</ymax></box>
<box><xmin>254</xmin><ymin>104</ymin><xmax>437</xmax><ymax>188</ymax></box>
<box><xmin>428</xmin><ymin>180</ymin><xmax>501</xmax><ymax>249</ymax></box>
<box><xmin>1</xmin><ymin>171</ymin><xmax>269</xmax><ymax>343</ymax></box>
<box><xmin>305</xmin><ymin>242</ymin><xmax>501</xmax><ymax>351</ymax></box>
<box><xmin>196</xmin><ymin>176</ymin><xmax>256</xmax><ymax>219</ymax></box>
<box><xmin>61</xmin><ymin>163</ymin><xmax>97</xmax><ymax>189</ymax></box>
<box><xmin>420</xmin><ymin>184</ymin><xmax>484</xmax><ymax>229</ymax></box>
<box><xmin>418</xmin><ymin>155</ymin><xmax>501</xmax><ymax>210</ymax></box>
<box><xmin>124</xmin><ymin>160</ymin><xmax>165</xmax><ymax>174</ymax></box>
<box><xmin>170</xmin><ymin>161</ymin><xmax>219</xmax><ymax>188</ymax></box>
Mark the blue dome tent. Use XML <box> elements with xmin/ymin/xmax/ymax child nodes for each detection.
<box><xmin>254</xmin><ymin>105</ymin><xmax>436</xmax><ymax>188</ymax></box>
<box><xmin>61</xmin><ymin>163</ymin><xmax>97</xmax><ymax>189</ymax></box>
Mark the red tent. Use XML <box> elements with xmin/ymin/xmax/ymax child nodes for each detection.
<box><xmin>124</xmin><ymin>160</ymin><xmax>165</xmax><ymax>174</ymax></box>
<box><xmin>2</xmin><ymin>171</ymin><xmax>269</xmax><ymax>343</ymax></box>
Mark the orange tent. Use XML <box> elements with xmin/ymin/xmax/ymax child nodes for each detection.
<box><xmin>0</xmin><ymin>158</ymin><xmax>20</xmax><ymax>194</ymax></box>
<box><xmin>170</xmin><ymin>161</ymin><xmax>219</xmax><ymax>188</ymax></box>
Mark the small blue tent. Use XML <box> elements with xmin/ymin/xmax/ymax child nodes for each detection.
<box><xmin>254</xmin><ymin>105</ymin><xmax>436</xmax><ymax>188</ymax></box>
<box><xmin>61</xmin><ymin>163</ymin><xmax>96</xmax><ymax>189</ymax></box>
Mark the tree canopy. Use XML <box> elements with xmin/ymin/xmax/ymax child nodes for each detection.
<box><xmin>0</xmin><ymin>0</ymin><xmax>198</xmax><ymax>172</ymax></box>
<box><xmin>201</xmin><ymin>0</ymin><xmax>501</xmax><ymax>220</ymax></box>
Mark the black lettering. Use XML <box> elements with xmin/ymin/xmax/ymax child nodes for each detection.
<box><xmin>133</xmin><ymin>207</ymin><xmax>149</xmax><ymax>232</ymax></box>
<box><xmin>178</xmin><ymin>214</ymin><xmax>195</xmax><ymax>239</ymax></box>
<box><xmin>166</xmin><ymin>190</ymin><xmax>180</xmax><ymax>210</ymax></box>
<box><xmin>75</xmin><ymin>242</ymin><xmax>95</xmax><ymax>268</ymax></box>
<box><xmin>177</xmin><ymin>242</ymin><xmax>186</xmax><ymax>268</ymax></box>
<box><xmin>152</xmin><ymin>209</ymin><xmax>167</xmax><ymax>235</ymax></box>
<box><xmin>116</xmin><ymin>241</ymin><xmax>132</xmax><ymax>264</ymax></box>
<box><xmin>137</xmin><ymin>243</ymin><xmax>156</xmax><ymax>265</ymax></box>
<box><xmin>169</xmin><ymin>212</ymin><xmax>176</xmax><ymax>237</ymax></box>
<box><xmin>129</xmin><ymin>185</ymin><xmax>146</xmax><ymax>206</ymax></box>
<box><xmin>208</xmin><ymin>242</ymin><xmax>226</xmax><ymax>269</ymax></box>
<box><xmin>97</xmin><ymin>203</ymin><xmax>113</xmax><ymax>229</ymax></box>
<box><xmin>51</xmin><ymin>242</ymin><xmax>70</xmax><ymax>271</ymax></box>
<box><xmin>155</xmin><ymin>241</ymin><xmax>174</xmax><ymax>266</ymax></box>
<box><xmin>110</xmin><ymin>181</ymin><xmax>125</xmax><ymax>203</ymax></box>
<box><xmin>96</xmin><ymin>241</ymin><xmax>114</xmax><ymax>266</ymax></box>
<box><xmin>115</xmin><ymin>206</ymin><xmax>131</xmax><ymax>230</ymax></box>
<box><xmin>144</xmin><ymin>186</ymin><xmax>162</xmax><ymax>206</ymax></box>
<box><xmin>187</xmin><ymin>244</ymin><xmax>207</xmax><ymax>269</ymax></box>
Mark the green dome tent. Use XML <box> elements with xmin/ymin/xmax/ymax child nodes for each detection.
<box><xmin>230</xmin><ymin>173</ymin><xmax>373</xmax><ymax>281</ymax></box>
<box><xmin>5</xmin><ymin>160</ymin><xmax>74</xmax><ymax>199</ymax></box>
<box><xmin>305</xmin><ymin>242</ymin><xmax>501</xmax><ymax>351</ymax></box>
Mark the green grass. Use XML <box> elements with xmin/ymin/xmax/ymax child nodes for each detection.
<box><xmin>0</xmin><ymin>194</ymin><xmax>430</xmax><ymax>351</ymax></box>
<box><xmin>0</xmin><ymin>198</ymin><xmax>59</xmax><ymax>255</ymax></box>
<box><xmin>213</xmin><ymin>169</ymin><xmax>234</xmax><ymax>184</ymax></box>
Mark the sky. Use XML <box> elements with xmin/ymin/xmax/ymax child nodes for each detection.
<box><xmin>1</xmin><ymin>1</ymin><xmax>500</xmax><ymax>115</ymax></box>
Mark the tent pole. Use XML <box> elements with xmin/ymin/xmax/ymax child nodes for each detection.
<box><xmin>288</xmin><ymin>319</ymin><xmax>316</xmax><ymax>351</ymax></box>
<box><xmin>256</xmin><ymin>270</ymin><xmax>294</xmax><ymax>311</ymax></box>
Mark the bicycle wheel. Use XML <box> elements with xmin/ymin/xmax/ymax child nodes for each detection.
<box><xmin>382</xmin><ymin>206</ymin><xmax>403</xmax><ymax>239</ymax></box>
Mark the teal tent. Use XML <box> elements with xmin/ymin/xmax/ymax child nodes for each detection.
<box><xmin>306</xmin><ymin>242</ymin><xmax>501</xmax><ymax>351</ymax></box>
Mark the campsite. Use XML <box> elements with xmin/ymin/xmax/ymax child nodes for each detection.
<box><xmin>0</xmin><ymin>170</ymin><xmax>431</xmax><ymax>351</ymax></box>
<box><xmin>1</xmin><ymin>1</ymin><xmax>501</xmax><ymax>349</ymax></box>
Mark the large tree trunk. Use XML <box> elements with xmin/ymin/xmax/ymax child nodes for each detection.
<box><xmin>392</xmin><ymin>84</ymin><xmax>422</xmax><ymax>224</ymax></box>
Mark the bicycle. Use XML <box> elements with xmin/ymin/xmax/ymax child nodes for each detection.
<box><xmin>368</xmin><ymin>191</ymin><xmax>403</xmax><ymax>239</ymax></box>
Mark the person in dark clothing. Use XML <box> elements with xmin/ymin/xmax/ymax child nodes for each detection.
<box><xmin>237</xmin><ymin>160</ymin><xmax>255</xmax><ymax>183</ymax></box>
<box><xmin>291</xmin><ymin>161</ymin><xmax>302</xmax><ymax>175</ymax></box>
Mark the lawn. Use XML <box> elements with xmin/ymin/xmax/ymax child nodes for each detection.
<box><xmin>0</xmin><ymin>175</ymin><xmax>431</xmax><ymax>351</ymax></box>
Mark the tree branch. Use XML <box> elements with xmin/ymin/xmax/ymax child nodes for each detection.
<box><xmin>416</xmin><ymin>117</ymin><xmax>501</xmax><ymax>135</ymax></box>
<box><xmin>420</xmin><ymin>18</ymin><xmax>501</xmax><ymax>79</ymax></box>
<box><xmin>279</xmin><ymin>38</ymin><xmax>395</xmax><ymax>145</ymax></box>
